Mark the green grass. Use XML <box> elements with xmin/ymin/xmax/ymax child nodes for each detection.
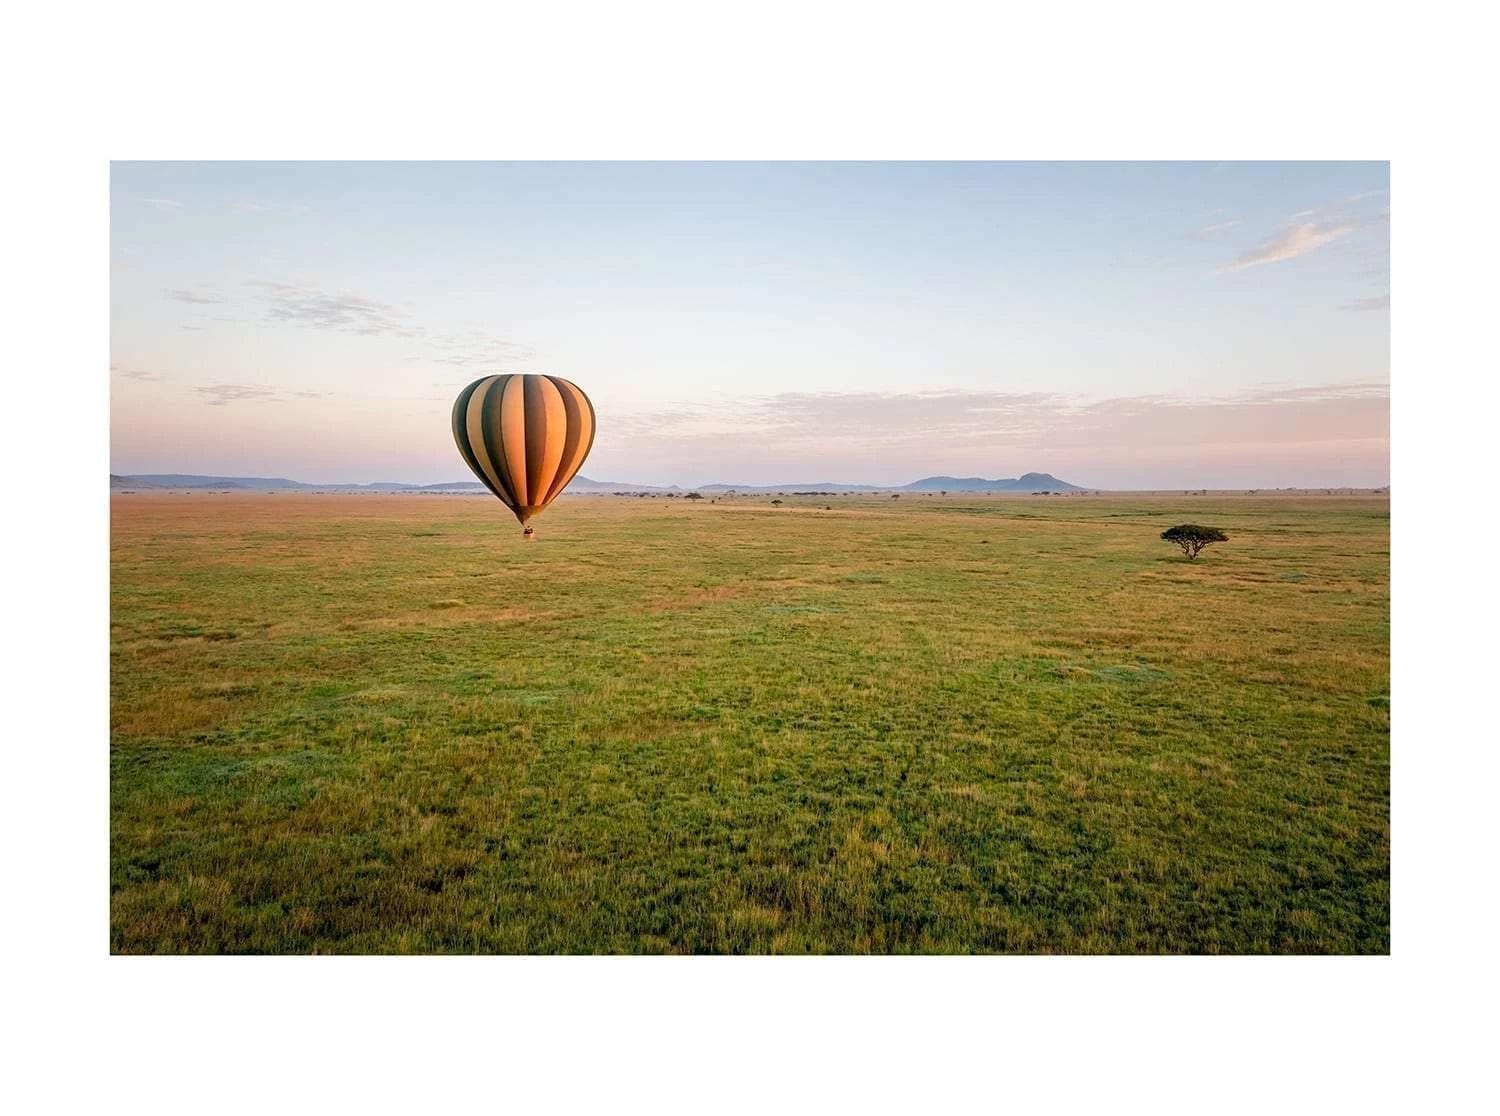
<box><xmin>110</xmin><ymin>491</ymin><xmax>1389</xmax><ymax>953</ymax></box>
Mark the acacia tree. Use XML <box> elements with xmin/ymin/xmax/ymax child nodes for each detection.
<box><xmin>1161</xmin><ymin>524</ymin><xmax>1228</xmax><ymax>560</ymax></box>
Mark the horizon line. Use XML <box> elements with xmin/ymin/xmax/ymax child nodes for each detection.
<box><xmin>109</xmin><ymin>469</ymin><xmax>1390</xmax><ymax>492</ymax></box>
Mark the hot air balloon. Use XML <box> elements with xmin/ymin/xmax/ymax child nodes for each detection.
<box><xmin>451</xmin><ymin>374</ymin><xmax>596</xmax><ymax>538</ymax></box>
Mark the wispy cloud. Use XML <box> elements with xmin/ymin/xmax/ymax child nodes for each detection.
<box><xmin>193</xmin><ymin>383</ymin><xmax>284</xmax><ymax>406</ymax></box>
<box><xmin>1343</xmin><ymin>294</ymin><xmax>1390</xmax><ymax>311</ymax></box>
<box><xmin>186</xmin><ymin>381</ymin><xmax>334</xmax><ymax>405</ymax></box>
<box><xmin>250</xmin><ymin>281</ymin><xmax>415</xmax><ymax>337</ymax></box>
<box><xmin>166</xmin><ymin>287</ymin><xmax>228</xmax><ymax>304</ymax></box>
<box><xmin>164</xmin><ymin>276</ymin><xmax>534</xmax><ymax>369</ymax></box>
<box><xmin>606</xmin><ymin>383</ymin><xmax>1389</xmax><ymax>467</ymax></box>
<box><xmin>111</xmin><ymin>361</ymin><xmax>163</xmax><ymax>382</ymax></box>
<box><xmin>1223</xmin><ymin>220</ymin><xmax>1355</xmax><ymax>271</ymax></box>
<box><xmin>1222</xmin><ymin>188</ymin><xmax>1386</xmax><ymax>274</ymax></box>
<box><xmin>139</xmin><ymin>197</ymin><xmax>183</xmax><ymax>210</ymax></box>
<box><xmin>247</xmin><ymin>279</ymin><xmax>534</xmax><ymax>364</ymax></box>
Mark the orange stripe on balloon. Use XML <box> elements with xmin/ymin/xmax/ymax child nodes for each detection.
<box><xmin>481</xmin><ymin>374</ymin><xmax>523</xmax><ymax>514</ymax></box>
<box><xmin>543</xmin><ymin>377</ymin><xmax>593</xmax><ymax>504</ymax></box>
<box><xmin>500</xmin><ymin>374</ymin><xmax>530</xmax><ymax>508</ymax></box>
<box><xmin>526</xmin><ymin>376</ymin><xmax>568</xmax><ymax>509</ymax></box>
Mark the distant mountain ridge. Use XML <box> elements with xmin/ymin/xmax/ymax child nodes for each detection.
<box><xmin>903</xmin><ymin>473</ymin><xmax>1082</xmax><ymax>492</ymax></box>
<box><xmin>111</xmin><ymin>470</ymin><xmax>1090</xmax><ymax>493</ymax></box>
<box><xmin>109</xmin><ymin>474</ymin><xmax>485</xmax><ymax>492</ymax></box>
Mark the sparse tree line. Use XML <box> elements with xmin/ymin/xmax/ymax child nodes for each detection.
<box><xmin>640</xmin><ymin>491</ymin><xmax>1234</xmax><ymax>561</ymax></box>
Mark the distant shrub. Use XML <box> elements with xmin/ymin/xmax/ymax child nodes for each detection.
<box><xmin>770</xmin><ymin>499</ymin><xmax>783</xmax><ymax>506</ymax></box>
<box><xmin>1161</xmin><ymin>524</ymin><xmax>1228</xmax><ymax>560</ymax></box>
<box><xmin>684</xmin><ymin>492</ymin><xmax>704</xmax><ymax>500</ymax></box>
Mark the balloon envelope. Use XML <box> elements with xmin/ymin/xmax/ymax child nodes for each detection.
<box><xmin>452</xmin><ymin>374</ymin><xmax>596</xmax><ymax>526</ymax></box>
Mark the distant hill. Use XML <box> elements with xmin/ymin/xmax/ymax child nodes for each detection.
<box><xmin>110</xmin><ymin>473</ymin><xmax>487</xmax><ymax>493</ymax></box>
<box><xmin>111</xmin><ymin>470</ymin><xmax>1090</xmax><ymax>493</ymax></box>
<box><xmin>687</xmin><ymin>473</ymin><xmax>1088</xmax><ymax>494</ymax></box>
<box><xmin>568</xmin><ymin>475</ymin><xmax>679</xmax><ymax>494</ymax></box>
<box><xmin>903</xmin><ymin>472</ymin><xmax>1084</xmax><ymax>492</ymax></box>
<box><xmin>111</xmin><ymin>473</ymin><xmax>303</xmax><ymax>490</ymax></box>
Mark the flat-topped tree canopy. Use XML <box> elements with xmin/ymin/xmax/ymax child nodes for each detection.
<box><xmin>1161</xmin><ymin>524</ymin><xmax>1229</xmax><ymax>559</ymax></box>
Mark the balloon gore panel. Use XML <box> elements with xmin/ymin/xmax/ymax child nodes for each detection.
<box><xmin>452</xmin><ymin>374</ymin><xmax>596</xmax><ymax>526</ymax></box>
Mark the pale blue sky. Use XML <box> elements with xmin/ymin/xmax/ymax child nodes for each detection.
<box><xmin>111</xmin><ymin>162</ymin><xmax>1388</xmax><ymax>487</ymax></box>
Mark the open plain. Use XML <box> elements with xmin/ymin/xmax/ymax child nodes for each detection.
<box><xmin>110</xmin><ymin>490</ymin><xmax>1389</xmax><ymax>953</ymax></box>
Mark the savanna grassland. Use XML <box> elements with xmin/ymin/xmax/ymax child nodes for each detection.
<box><xmin>110</xmin><ymin>490</ymin><xmax>1389</xmax><ymax>953</ymax></box>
